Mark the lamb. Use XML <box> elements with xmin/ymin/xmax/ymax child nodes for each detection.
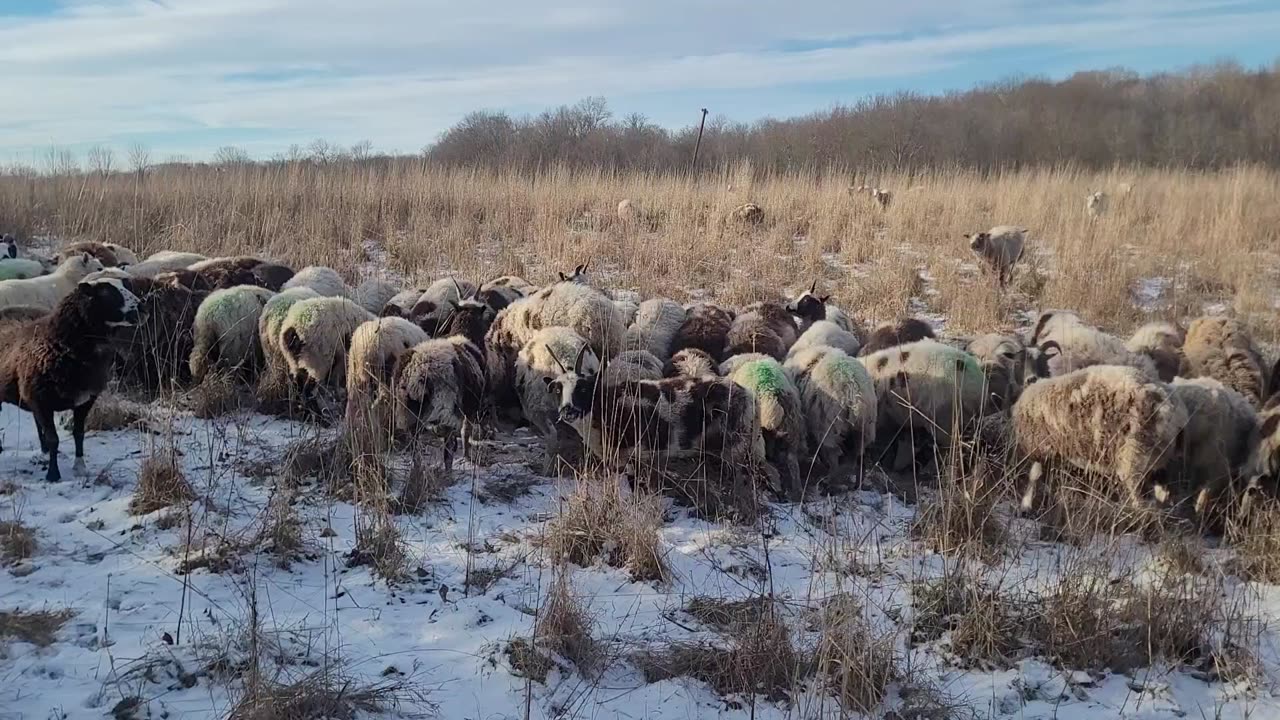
<box><xmin>189</xmin><ymin>285</ymin><xmax>275</xmax><ymax>382</ymax></box>
<box><xmin>280</xmin><ymin>297</ymin><xmax>376</xmax><ymax>393</ymax></box>
<box><xmin>515</xmin><ymin>327</ymin><xmax>601</xmax><ymax>473</ymax></box>
<box><xmin>392</xmin><ymin>301</ymin><xmax>490</xmax><ymax>476</ymax></box>
<box><xmin>0</xmin><ymin>254</ymin><xmax>105</xmax><ymax>311</ymax></box>
<box><xmin>1182</xmin><ymin>316</ymin><xmax>1269</xmax><ymax>406</ymax></box>
<box><xmin>1126</xmin><ymin>321</ymin><xmax>1188</xmax><ymax>382</ymax></box>
<box><xmin>724</xmin><ymin>301</ymin><xmax>797</xmax><ymax>361</ymax></box>
<box><xmin>669</xmin><ymin>302</ymin><xmax>734</xmax><ymax>362</ymax></box>
<box><xmin>721</xmin><ymin>353</ymin><xmax>808</xmax><ymax>500</ymax></box>
<box><xmin>1168</xmin><ymin>376</ymin><xmax>1259</xmax><ymax>524</ymax></box>
<box><xmin>345</xmin><ymin>316</ymin><xmax>430</xmax><ymax>452</ymax></box>
<box><xmin>1085</xmin><ymin>191</ymin><xmax>1108</xmax><ymax>218</ymax></box>
<box><xmin>0</xmin><ymin>277</ymin><xmax>140</xmax><ymax>481</ymax></box>
<box><xmin>785</xmin><ymin>346</ymin><xmax>878</xmax><ymax>476</ymax></box>
<box><xmin>281</xmin><ymin>266</ymin><xmax>350</xmax><ymax>298</ymax></box>
<box><xmin>58</xmin><ymin>241</ymin><xmax>119</xmax><ymax>267</ymax></box>
<box><xmin>665</xmin><ymin>347</ymin><xmax>719</xmax><ymax>379</ymax></box>
<box><xmin>965</xmin><ymin>225</ymin><xmax>1026</xmax><ymax>287</ymax></box>
<box><xmin>1028</xmin><ymin>310</ymin><xmax>1157</xmax><ymax>379</ymax></box>
<box><xmin>858</xmin><ymin>318</ymin><xmax>936</xmax><ymax>356</ymax></box>
<box><xmin>728</xmin><ymin>203</ymin><xmax>764</xmax><ymax>225</ymax></box>
<box><xmin>785</xmin><ymin>281</ymin><xmax>858</xmax><ymax>335</ymax></box>
<box><xmin>548</xmin><ymin>348</ymin><xmax>775</xmax><ymax>507</ymax></box>
<box><xmin>352</xmin><ymin>278</ymin><xmax>400</xmax><ymax>316</ymax></box>
<box><xmin>126</xmin><ymin>251</ymin><xmax>208</xmax><ymax>278</ymax></box>
<box><xmin>1010</xmin><ymin>365</ymin><xmax>1188</xmax><ymax>512</ymax></box>
<box><xmin>852</xmin><ymin>185</ymin><xmax>892</xmax><ymax>209</ymax></box>
<box><xmin>257</xmin><ymin>287</ymin><xmax>322</xmax><ymax>391</ymax></box>
<box><xmin>623</xmin><ymin>298</ymin><xmax>686</xmax><ymax>361</ymax></box>
<box><xmin>617</xmin><ymin>199</ymin><xmax>639</xmax><ymax>224</ymax></box>
<box><xmin>0</xmin><ymin>258</ymin><xmax>47</xmax><ymax>281</ymax></box>
<box><xmin>789</xmin><ymin>320</ymin><xmax>862</xmax><ymax>358</ymax></box>
<box><xmin>861</xmin><ymin>339</ymin><xmax>998</xmax><ymax>447</ymax></box>
<box><xmin>410</xmin><ymin>277</ymin><xmax>480</xmax><ymax>335</ymax></box>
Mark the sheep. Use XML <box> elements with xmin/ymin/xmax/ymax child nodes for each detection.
<box><xmin>410</xmin><ymin>277</ymin><xmax>480</xmax><ymax>335</ymax></box>
<box><xmin>189</xmin><ymin>285</ymin><xmax>275</xmax><ymax>382</ymax></box>
<box><xmin>391</xmin><ymin>301</ymin><xmax>490</xmax><ymax>476</ymax></box>
<box><xmin>1182</xmin><ymin>316</ymin><xmax>1269</xmax><ymax>407</ymax></box>
<box><xmin>58</xmin><ymin>241</ymin><xmax>119</xmax><ymax>267</ymax></box>
<box><xmin>1</xmin><ymin>234</ymin><xmax>17</xmax><ymax>259</ymax></box>
<box><xmin>115</xmin><ymin>281</ymin><xmax>207</xmax><ymax>391</ymax></box>
<box><xmin>187</xmin><ymin>255</ymin><xmax>263</xmax><ymax>273</ymax></box>
<box><xmin>1028</xmin><ymin>310</ymin><xmax>1157</xmax><ymax>379</ymax></box>
<box><xmin>617</xmin><ymin>198</ymin><xmax>639</xmax><ymax>224</ymax></box>
<box><xmin>282</xmin><ymin>265</ymin><xmax>350</xmax><ymax>298</ymax></box>
<box><xmin>784</xmin><ymin>346</ymin><xmax>878</xmax><ymax>477</ymax></box>
<box><xmin>280</xmin><ymin>297</ymin><xmax>376</xmax><ymax>393</ymax></box>
<box><xmin>858</xmin><ymin>318</ymin><xmax>936</xmax><ymax>356</ymax></box>
<box><xmin>1249</xmin><ymin>365</ymin><xmax>1280</xmax><ymax>494</ymax></box>
<box><xmin>1085</xmin><ymin>190</ymin><xmax>1108</xmax><ymax>218</ymax></box>
<box><xmin>965</xmin><ymin>225</ymin><xmax>1026</xmax><ymax>287</ymax></box>
<box><xmin>665</xmin><ymin>347</ymin><xmax>719</xmax><ymax>379</ymax></box>
<box><xmin>728</xmin><ymin>203</ymin><xmax>764</xmax><ymax>225</ymax></box>
<box><xmin>482</xmin><ymin>275</ymin><xmax>536</xmax><ymax>296</ymax></box>
<box><xmin>352</xmin><ymin>277</ymin><xmax>399</xmax><ymax>316</ymax></box>
<box><xmin>1010</xmin><ymin>365</ymin><xmax>1188</xmax><ymax>512</ymax></box>
<box><xmin>250</xmin><ymin>263</ymin><xmax>296</xmax><ymax>291</ymax></box>
<box><xmin>515</xmin><ymin>327</ymin><xmax>602</xmax><ymax>473</ymax></box>
<box><xmin>557</xmin><ymin>263</ymin><xmax>589</xmax><ymax>284</ymax></box>
<box><xmin>383</xmin><ymin>287</ymin><xmax>428</xmax><ymax>318</ymax></box>
<box><xmin>669</xmin><ymin>302</ymin><xmax>734</xmax><ymax>363</ymax></box>
<box><xmin>257</xmin><ymin>287</ymin><xmax>322</xmax><ymax>394</ymax></box>
<box><xmin>84</xmin><ymin>268</ymin><xmax>133</xmax><ymax>283</ymax></box>
<box><xmin>966</xmin><ymin>333</ymin><xmax>1035</xmax><ymax>408</ymax></box>
<box><xmin>103</xmin><ymin>243</ymin><xmax>139</xmax><ymax>267</ymax></box>
<box><xmin>0</xmin><ymin>253</ymin><xmax>105</xmax><ymax>312</ymax></box>
<box><xmin>548</xmin><ymin>348</ymin><xmax>776</xmax><ymax>507</ymax></box>
<box><xmin>126</xmin><ymin>251</ymin><xmax>208</xmax><ymax>278</ymax></box>
<box><xmin>1126</xmin><ymin>321</ymin><xmax>1188</xmax><ymax>382</ymax></box>
<box><xmin>725</xmin><ymin>301</ymin><xmax>797</xmax><ymax>361</ymax></box>
<box><xmin>1168</xmin><ymin>376</ymin><xmax>1259</xmax><ymax>524</ymax></box>
<box><xmin>1116</xmin><ymin>182</ymin><xmax>1134</xmax><ymax>196</ymax></box>
<box><xmin>0</xmin><ymin>277</ymin><xmax>139</xmax><ymax>481</ymax></box>
<box><xmin>345</xmin><ymin>316</ymin><xmax>430</xmax><ymax>452</ymax></box>
<box><xmin>861</xmin><ymin>339</ymin><xmax>998</xmax><ymax>450</ymax></box>
<box><xmin>604</xmin><ymin>350</ymin><xmax>664</xmax><ymax>384</ymax></box>
<box><xmin>852</xmin><ymin>185</ymin><xmax>892</xmax><ymax>209</ymax></box>
<box><xmin>0</xmin><ymin>258</ymin><xmax>47</xmax><ymax>281</ymax></box>
<box><xmin>789</xmin><ymin>320</ymin><xmax>861</xmax><ymax>358</ymax></box>
<box><xmin>785</xmin><ymin>281</ymin><xmax>858</xmax><ymax>335</ymax></box>
<box><xmin>613</xmin><ymin>299</ymin><xmax>640</xmax><ymax>328</ymax></box>
<box><xmin>623</xmin><ymin>298</ymin><xmax>686</xmax><ymax>361</ymax></box>
<box><xmin>721</xmin><ymin>353</ymin><xmax>808</xmax><ymax>500</ymax></box>
<box><xmin>476</xmin><ymin>286</ymin><xmax>522</xmax><ymax>316</ymax></box>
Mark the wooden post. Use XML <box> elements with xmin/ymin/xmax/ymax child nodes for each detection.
<box><xmin>691</xmin><ymin>108</ymin><xmax>709</xmax><ymax>172</ymax></box>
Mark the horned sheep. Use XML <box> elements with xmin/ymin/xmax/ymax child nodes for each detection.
<box><xmin>189</xmin><ymin>285</ymin><xmax>275</xmax><ymax>382</ymax></box>
<box><xmin>1182</xmin><ymin>316</ymin><xmax>1269</xmax><ymax>407</ymax></box>
<box><xmin>515</xmin><ymin>327</ymin><xmax>601</xmax><ymax>473</ymax></box>
<box><xmin>784</xmin><ymin>345</ymin><xmax>878</xmax><ymax>476</ymax></box>
<box><xmin>0</xmin><ymin>277</ymin><xmax>140</xmax><ymax>481</ymax></box>
<box><xmin>724</xmin><ymin>301</ymin><xmax>797</xmax><ymax>361</ymax></box>
<box><xmin>965</xmin><ymin>225</ymin><xmax>1026</xmax><ymax>287</ymax></box>
<box><xmin>0</xmin><ymin>254</ymin><xmax>105</xmax><ymax>311</ymax></box>
<box><xmin>785</xmin><ymin>282</ymin><xmax>857</xmax><ymax>335</ymax></box>
<box><xmin>1126</xmin><ymin>321</ymin><xmax>1188</xmax><ymax>382</ymax></box>
<box><xmin>1167</xmin><ymin>376</ymin><xmax>1259</xmax><ymax>523</ymax></box>
<box><xmin>1028</xmin><ymin>310</ymin><xmax>1157</xmax><ymax>379</ymax></box>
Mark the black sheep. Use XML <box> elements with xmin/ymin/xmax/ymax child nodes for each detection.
<box><xmin>0</xmin><ymin>278</ymin><xmax>140</xmax><ymax>481</ymax></box>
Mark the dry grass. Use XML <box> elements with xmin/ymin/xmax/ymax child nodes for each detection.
<box><xmin>811</xmin><ymin>596</ymin><xmax>900</xmax><ymax>714</ymax></box>
<box><xmin>189</xmin><ymin>372</ymin><xmax>248</xmax><ymax>419</ymax></box>
<box><xmin>1225</xmin><ymin>495</ymin><xmax>1280</xmax><ymax>583</ymax></box>
<box><xmin>544</xmin><ymin>478</ymin><xmax>669</xmax><ymax>583</ymax></box>
<box><xmin>348</xmin><ymin>513</ymin><xmax>409</xmax><ymax>583</ymax></box>
<box><xmin>2</xmin><ymin>164</ymin><xmax>1275</xmax><ymax>344</ymax></box>
<box><xmin>911</xmin><ymin>478</ymin><xmax>1008</xmax><ymax>562</ymax></box>
<box><xmin>228</xmin><ymin>668</ymin><xmax>423</xmax><ymax>720</ymax></box>
<box><xmin>0</xmin><ymin>520</ymin><xmax>36</xmax><ymax>565</ymax></box>
<box><xmin>911</xmin><ymin>570</ymin><xmax>1027</xmax><ymax>669</ymax></box>
<box><xmin>508</xmin><ymin>572</ymin><xmax>599</xmax><ymax>681</ymax></box>
<box><xmin>129</xmin><ymin>448</ymin><xmax>196</xmax><ymax>515</ymax></box>
<box><xmin>0</xmin><ymin>608</ymin><xmax>74</xmax><ymax>646</ymax></box>
<box><xmin>63</xmin><ymin>393</ymin><xmax>149</xmax><ymax>432</ymax></box>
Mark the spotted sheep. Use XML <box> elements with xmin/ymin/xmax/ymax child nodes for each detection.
<box><xmin>0</xmin><ymin>277</ymin><xmax>140</xmax><ymax>481</ymax></box>
<box><xmin>724</xmin><ymin>301</ymin><xmax>798</xmax><ymax>362</ymax></box>
<box><xmin>345</xmin><ymin>316</ymin><xmax>430</xmax><ymax>453</ymax></box>
<box><xmin>515</xmin><ymin>327</ymin><xmax>601</xmax><ymax>474</ymax></box>
<box><xmin>1028</xmin><ymin>310</ymin><xmax>1158</xmax><ymax>380</ymax></box>
<box><xmin>668</xmin><ymin>302</ymin><xmax>734</xmax><ymax>364</ymax></box>
<box><xmin>857</xmin><ymin>318</ymin><xmax>936</xmax><ymax>357</ymax></box>
<box><xmin>785</xmin><ymin>281</ymin><xmax>858</xmax><ymax>336</ymax></box>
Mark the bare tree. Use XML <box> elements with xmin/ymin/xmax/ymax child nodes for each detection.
<box><xmin>129</xmin><ymin>143</ymin><xmax>152</xmax><ymax>176</ymax></box>
<box><xmin>87</xmin><ymin>145</ymin><xmax>115</xmax><ymax>176</ymax></box>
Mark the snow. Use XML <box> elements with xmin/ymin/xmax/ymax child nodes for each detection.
<box><xmin>3</xmin><ymin>397</ymin><xmax>1279</xmax><ymax>720</ymax></box>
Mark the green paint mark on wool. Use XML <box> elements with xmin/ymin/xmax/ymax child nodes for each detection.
<box><xmin>743</xmin><ymin>360</ymin><xmax>785</xmax><ymax>396</ymax></box>
<box><xmin>828</xmin><ymin>355</ymin><xmax>862</xmax><ymax>383</ymax></box>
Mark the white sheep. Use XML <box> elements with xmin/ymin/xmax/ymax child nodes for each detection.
<box><xmin>1028</xmin><ymin>310</ymin><xmax>1157</xmax><ymax>379</ymax></box>
<box><xmin>1168</xmin><ymin>376</ymin><xmax>1259</xmax><ymax>523</ymax></box>
<box><xmin>125</xmin><ymin>251</ymin><xmax>207</xmax><ymax>278</ymax></box>
<box><xmin>1085</xmin><ymin>190</ymin><xmax>1108</xmax><ymax>218</ymax></box>
<box><xmin>1011</xmin><ymin>364</ymin><xmax>1188</xmax><ymax>512</ymax></box>
<box><xmin>613</xmin><ymin>299</ymin><xmax>640</xmax><ymax>327</ymax></box>
<box><xmin>665</xmin><ymin>347</ymin><xmax>719</xmax><ymax>379</ymax></box>
<box><xmin>516</xmin><ymin>327</ymin><xmax>601</xmax><ymax>473</ymax></box>
<box><xmin>720</xmin><ymin>353</ymin><xmax>808</xmax><ymax>500</ymax></box>
<box><xmin>965</xmin><ymin>333</ymin><xmax>1035</xmax><ymax>408</ymax></box>
<box><xmin>603</xmin><ymin>349</ymin><xmax>664</xmax><ymax>384</ymax></box>
<box><xmin>0</xmin><ymin>254</ymin><xmax>105</xmax><ymax>311</ymax></box>
<box><xmin>623</xmin><ymin>298</ymin><xmax>686</xmax><ymax>361</ymax></box>
<box><xmin>965</xmin><ymin>225</ymin><xmax>1026</xmax><ymax>287</ymax></box>
<box><xmin>189</xmin><ymin>285</ymin><xmax>275</xmax><ymax>381</ymax></box>
<box><xmin>104</xmin><ymin>243</ymin><xmax>140</xmax><ymax>266</ymax></box>
<box><xmin>345</xmin><ymin>316</ymin><xmax>429</xmax><ymax>451</ymax></box>
<box><xmin>282</xmin><ymin>266</ymin><xmax>350</xmax><ymax>298</ymax></box>
<box><xmin>481</xmin><ymin>275</ymin><xmax>536</xmax><ymax>296</ymax></box>
<box><xmin>1182</xmin><ymin>316</ymin><xmax>1269</xmax><ymax>407</ymax></box>
<box><xmin>788</xmin><ymin>320</ymin><xmax>861</xmax><ymax>358</ymax></box>
<box><xmin>0</xmin><ymin>258</ymin><xmax>47</xmax><ymax>281</ymax></box>
<box><xmin>617</xmin><ymin>198</ymin><xmax>639</xmax><ymax>224</ymax></box>
<box><xmin>1125</xmin><ymin>321</ymin><xmax>1187</xmax><ymax>382</ymax></box>
<box><xmin>279</xmin><ymin>297</ymin><xmax>376</xmax><ymax>391</ymax></box>
<box><xmin>785</xmin><ymin>345</ymin><xmax>878</xmax><ymax>476</ymax></box>
<box><xmin>258</xmin><ymin>287</ymin><xmax>322</xmax><ymax>382</ymax></box>
<box><xmin>352</xmin><ymin>277</ymin><xmax>400</xmax><ymax>316</ymax></box>
<box><xmin>860</xmin><ymin>339</ymin><xmax>996</xmax><ymax>448</ymax></box>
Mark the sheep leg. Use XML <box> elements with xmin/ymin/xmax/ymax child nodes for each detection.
<box><xmin>1020</xmin><ymin>461</ymin><xmax>1044</xmax><ymax>514</ymax></box>
<box><xmin>442</xmin><ymin>433</ymin><xmax>458</xmax><ymax>477</ymax></box>
<box><xmin>32</xmin><ymin>406</ymin><xmax>61</xmax><ymax>482</ymax></box>
<box><xmin>71</xmin><ymin>397</ymin><xmax>97</xmax><ymax>477</ymax></box>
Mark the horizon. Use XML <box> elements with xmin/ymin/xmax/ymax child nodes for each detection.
<box><xmin>2</xmin><ymin>0</ymin><xmax>1279</xmax><ymax>165</ymax></box>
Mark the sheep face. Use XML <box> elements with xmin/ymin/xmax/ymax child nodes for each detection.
<box><xmin>557</xmin><ymin>263</ymin><xmax>589</xmax><ymax>284</ymax></box>
<box><xmin>3</xmin><ymin>235</ymin><xmax>16</xmax><ymax>259</ymax></box>
<box><xmin>965</xmin><ymin>232</ymin><xmax>989</xmax><ymax>252</ymax></box>
<box><xmin>785</xmin><ymin>288</ymin><xmax>829</xmax><ymax>325</ymax></box>
<box><xmin>79</xmin><ymin>277</ymin><xmax>141</xmax><ymax>327</ymax></box>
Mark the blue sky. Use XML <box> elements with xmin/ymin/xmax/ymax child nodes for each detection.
<box><xmin>1</xmin><ymin>0</ymin><xmax>1277</xmax><ymax>163</ymax></box>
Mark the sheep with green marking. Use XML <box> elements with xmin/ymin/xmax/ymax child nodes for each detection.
<box><xmin>861</xmin><ymin>339</ymin><xmax>999</xmax><ymax>448</ymax></box>
<box><xmin>257</xmin><ymin>287</ymin><xmax>322</xmax><ymax>393</ymax></box>
<box><xmin>279</xmin><ymin>296</ymin><xmax>375</xmax><ymax>393</ymax></box>
<box><xmin>189</xmin><ymin>285</ymin><xmax>275</xmax><ymax>382</ymax></box>
<box><xmin>722</xmin><ymin>353</ymin><xmax>808</xmax><ymax>500</ymax></box>
<box><xmin>785</xmin><ymin>345</ymin><xmax>877</xmax><ymax>477</ymax></box>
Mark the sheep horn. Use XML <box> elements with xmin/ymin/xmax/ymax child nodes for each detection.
<box><xmin>550</xmin><ymin>351</ymin><xmax>568</xmax><ymax>375</ymax></box>
<box><xmin>809</xmin><ymin>279</ymin><xmax>817</xmax><ymax>294</ymax></box>
<box><xmin>572</xmin><ymin>342</ymin><xmax>589</xmax><ymax>375</ymax></box>
<box><xmin>451</xmin><ymin>276</ymin><xmax>463</xmax><ymax>299</ymax></box>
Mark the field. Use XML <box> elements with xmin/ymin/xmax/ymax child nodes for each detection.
<box><xmin>1</xmin><ymin>163</ymin><xmax>1279</xmax><ymax>719</ymax></box>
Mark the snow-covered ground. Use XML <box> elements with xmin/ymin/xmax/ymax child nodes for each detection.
<box><xmin>3</xmin><ymin>394</ymin><xmax>1279</xmax><ymax>720</ymax></box>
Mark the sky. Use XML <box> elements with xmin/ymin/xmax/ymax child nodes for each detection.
<box><xmin>2</xmin><ymin>0</ymin><xmax>1278</xmax><ymax>164</ymax></box>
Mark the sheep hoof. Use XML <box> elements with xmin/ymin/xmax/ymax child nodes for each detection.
<box><xmin>45</xmin><ymin>464</ymin><xmax>61</xmax><ymax>483</ymax></box>
<box><xmin>73</xmin><ymin>458</ymin><xmax>89</xmax><ymax>477</ymax></box>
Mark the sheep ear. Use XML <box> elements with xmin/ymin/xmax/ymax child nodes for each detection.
<box><xmin>820</xmin><ymin>295</ymin><xmax>830</xmax><ymax>303</ymax></box>
<box><xmin>962</xmin><ymin>233</ymin><xmax>972</xmax><ymax>240</ymax></box>
<box><xmin>81</xmin><ymin>252</ymin><xmax>91</xmax><ymax>263</ymax></box>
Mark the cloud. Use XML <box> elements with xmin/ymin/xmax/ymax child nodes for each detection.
<box><xmin>1</xmin><ymin>0</ymin><xmax>1276</xmax><ymax>160</ymax></box>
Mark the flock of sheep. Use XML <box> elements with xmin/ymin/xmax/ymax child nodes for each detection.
<box><xmin>0</xmin><ymin>227</ymin><xmax>1275</xmax><ymax>529</ymax></box>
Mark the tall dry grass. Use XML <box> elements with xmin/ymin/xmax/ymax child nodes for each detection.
<box><xmin>2</xmin><ymin>162</ymin><xmax>1277</xmax><ymax>341</ymax></box>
